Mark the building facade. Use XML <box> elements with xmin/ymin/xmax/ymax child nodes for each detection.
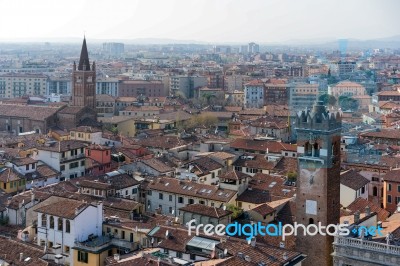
<box><xmin>0</xmin><ymin>73</ymin><xmax>47</xmax><ymax>98</ymax></box>
<box><xmin>295</xmin><ymin>101</ymin><xmax>342</xmax><ymax>266</ymax></box>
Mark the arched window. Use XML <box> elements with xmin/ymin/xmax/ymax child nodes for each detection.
<box><xmin>58</xmin><ymin>218</ymin><xmax>63</xmax><ymax>231</ymax></box>
<box><xmin>49</xmin><ymin>216</ymin><xmax>54</xmax><ymax>229</ymax></box>
<box><xmin>309</xmin><ymin>218</ymin><xmax>314</xmax><ymax>225</ymax></box>
<box><xmin>66</xmin><ymin>220</ymin><xmax>71</xmax><ymax>233</ymax></box>
<box><xmin>305</xmin><ymin>142</ymin><xmax>311</xmax><ymax>156</ymax></box>
<box><xmin>41</xmin><ymin>214</ymin><xmax>47</xmax><ymax>227</ymax></box>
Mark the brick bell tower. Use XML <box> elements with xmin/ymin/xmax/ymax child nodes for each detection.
<box><xmin>72</xmin><ymin>36</ymin><xmax>96</xmax><ymax>109</ymax></box>
<box><xmin>295</xmin><ymin>101</ymin><xmax>342</xmax><ymax>266</ymax></box>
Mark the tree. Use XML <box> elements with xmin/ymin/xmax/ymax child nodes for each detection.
<box><xmin>319</xmin><ymin>94</ymin><xmax>337</xmax><ymax>107</ymax></box>
<box><xmin>287</xmin><ymin>172</ymin><xmax>297</xmax><ymax>182</ymax></box>
<box><xmin>338</xmin><ymin>95</ymin><xmax>359</xmax><ymax>111</ymax></box>
<box><xmin>226</xmin><ymin>204</ymin><xmax>243</xmax><ymax>220</ymax></box>
<box><xmin>185</xmin><ymin>113</ymin><xmax>218</xmax><ymax>129</ymax></box>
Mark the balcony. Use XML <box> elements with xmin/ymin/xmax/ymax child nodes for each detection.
<box><xmin>74</xmin><ymin>235</ymin><xmax>136</xmax><ymax>253</ymax></box>
<box><xmin>60</xmin><ymin>153</ymin><xmax>85</xmax><ymax>163</ymax></box>
<box><xmin>334</xmin><ymin>235</ymin><xmax>400</xmax><ymax>255</ymax></box>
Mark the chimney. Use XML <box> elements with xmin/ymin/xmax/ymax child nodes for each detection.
<box><xmin>20</xmin><ymin>253</ymin><xmax>23</xmax><ymax>262</ymax></box>
<box><xmin>113</xmin><ymin>254</ymin><xmax>120</xmax><ymax>261</ymax></box>
<box><xmin>365</xmin><ymin>206</ymin><xmax>371</xmax><ymax>216</ymax></box>
<box><xmin>354</xmin><ymin>211</ymin><xmax>360</xmax><ymax>223</ymax></box>
<box><xmin>31</xmin><ymin>191</ymin><xmax>35</xmax><ymax>203</ymax></box>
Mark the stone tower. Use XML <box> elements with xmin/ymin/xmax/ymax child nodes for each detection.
<box><xmin>71</xmin><ymin>37</ymin><xmax>96</xmax><ymax>109</ymax></box>
<box><xmin>295</xmin><ymin>101</ymin><xmax>342</xmax><ymax>266</ymax></box>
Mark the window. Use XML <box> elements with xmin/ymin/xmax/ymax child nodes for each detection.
<box><xmin>58</xmin><ymin>218</ymin><xmax>63</xmax><ymax>231</ymax></box>
<box><xmin>122</xmin><ymin>230</ymin><xmax>125</xmax><ymax>239</ymax></box>
<box><xmin>388</xmin><ymin>184</ymin><xmax>392</xmax><ymax>191</ymax></box>
<box><xmin>388</xmin><ymin>195</ymin><xmax>392</xmax><ymax>203</ymax></box>
<box><xmin>78</xmin><ymin>251</ymin><xmax>88</xmax><ymax>263</ymax></box>
<box><xmin>26</xmin><ymin>165</ymin><xmax>29</xmax><ymax>171</ymax></box>
<box><xmin>69</xmin><ymin>162</ymin><xmax>79</xmax><ymax>169</ymax></box>
<box><xmin>159</xmin><ymin>193</ymin><xmax>163</xmax><ymax>200</ymax></box>
<box><xmin>396</xmin><ymin>197</ymin><xmax>400</xmax><ymax>204</ymax></box>
<box><xmin>188</xmin><ymin>199</ymin><xmax>194</xmax><ymax>204</ymax></box>
<box><xmin>147</xmin><ymin>191</ymin><xmax>152</xmax><ymax>196</ymax></box>
<box><xmin>41</xmin><ymin>214</ymin><xmax>47</xmax><ymax>227</ymax></box>
<box><xmin>169</xmin><ymin>195</ymin><xmax>173</xmax><ymax>201</ymax></box>
<box><xmin>65</xmin><ymin>220</ymin><xmax>70</xmax><ymax>233</ymax></box>
<box><xmin>64</xmin><ymin>245</ymin><xmax>70</xmax><ymax>253</ymax></box>
<box><xmin>163</xmin><ymin>249</ymin><xmax>169</xmax><ymax>254</ymax></box>
<box><xmin>190</xmin><ymin>254</ymin><xmax>196</xmax><ymax>260</ymax></box>
<box><xmin>199</xmin><ymin>200</ymin><xmax>205</xmax><ymax>205</ymax></box>
<box><xmin>178</xmin><ymin>197</ymin><xmax>183</xmax><ymax>203</ymax></box>
<box><xmin>132</xmin><ymin>188</ymin><xmax>137</xmax><ymax>194</ymax></box>
<box><xmin>398</xmin><ymin>186</ymin><xmax>400</xmax><ymax>193</ymax></box>
<box><xmin>49</xmin><ymin>216</ymin><xmax>54</xmax><ymax>229</ymax></box>
<box><xmin>361</xmin><ymin>186</ymin><xmax>365</xmax><ymax>194</ymax></box>
<box><xmin>177</xmin><ymin>252</ymin><xmax>183</xmax><ymax>258</ymax></box>
<box><xmin>81</xmin><ymin>160</ymin><xmax>85</xmax><ymax>166</ymax></box>
<box><xmin>169</xmin><ymin>207</ymin><xmax>173</xmax><ymax>213</ymax></box>
<box><xmin>60</xmin><ymin>165</ymin><xmax>65</xmax><ymax>171</ymax></box>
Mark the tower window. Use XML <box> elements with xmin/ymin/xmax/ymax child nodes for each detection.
<box><xmin>309</xmin><ymin>218</ymin><xmax>314</xmax><ymax>225</ymax></box>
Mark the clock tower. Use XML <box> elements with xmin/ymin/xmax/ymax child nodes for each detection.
<box><xmin>72</xmin><ymin>37</ymin><xmax>96</xmax><ymax>109</ymax></box>
<box><xmin>295</xmin><ymin>101</ymin><xmax>341</xmax><ymax>266</ymax></box>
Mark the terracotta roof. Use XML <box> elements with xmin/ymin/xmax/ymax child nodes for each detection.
<box><xmin>233</xmin><ymin>153</ymin><xmax>276</xmax><ymax>170</ymax></box>
<box><xmin>251</xmin><ymin>203</ymin><xmax>275</xmax><ymax>217</ymax></box>
<box><xmin>11</xmin><ymin>157</ymin><xmax>37</xmax><ymax>166</ymax></box>
<box><xmin>35</xmin><ymin>198</ymin><xmax>90</xmax><ymax>219</ymax></box>
<box><xmin>219</xmin><ymin>170</ymin><xmax>251</xmax><ymax>181</ymax></box>
<box><xmin>345</xmin><ymin>197</ymin><xmax>390</xmax><ymax>222</ymax></box>
<box><xmin>58</xmin><ymin>106</ymin><xmax>86</xmax><ymax>114</ymax></box>
<box><xmin>383</xmin><ymin>169</ymin><xmax>400</xmax><ymax>183</ymax></box>
<box><xmin>361</xmin><ymin>129</ymin><xmax>400</xmax><ymax>140</ymax></box>
<box><xmin>249</xmin><ymin>173</ymin><xmax>296</xmax><ymax>200</ymax></box>
<box><xmin>79</xmin><ymin>179</ymin><xmax>112</xmax><ymax>190</ymax></box>
<box><xmin>0</xmin><ymin>167</ymin><xmax>24</xmax><ymax>182</ymax></box>
<box><xmin>215</xmin><ymin>237</ymin><xmax>303</xmax><ymax>266</ymax></box>
<box><xmin>230</xmin><ymin>138</ymin><xmax>296</xmax><ymax>153</ymax></box>
<box><xmin>0</xmin><ymin>104</ymin><xmax>60</xmax><ymax>120</ymax></box>
<box><xmin>146</xmin><ymin>177</ymin><xmax>236</xmax><ymax>202</ymax></box>
<box><xmin>179</xmin><ymin>204</ymin><xmax>232</xmax><ymax>218</ymax></box>
<box><xmin>340</xmin><ymin>170</ymin><xmax>370</xmax><ymax>190</ymax></box>
<box><xmin>0</xmin><ymin>236</ymin><xmax>47</xmax><ymax>266</ymax></box>
<box><xmin>37</xmin><ymin>140</ymin><xmax>86</xmax><ymax>152</ymax></box>
<box><xmin>140</xmin><ymin>158</ymin><xmax>174</xmax><ymax>173</ymax></box>
<box><xmin>183</xmin><ymin>157</ymin><xmax>223</xmax><ymax>175</ymax></box>
<box><xmin>237</xmin><ymin>188</ymin><xmax>270</xmax><ymax>204</ymax></box>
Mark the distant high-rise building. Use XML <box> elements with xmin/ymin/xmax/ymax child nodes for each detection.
<box><xmin>102</xmin><ymin>42</ymin><xmax>124</xmax><ymax>56</ymax></box>
<box><xmin>248</xmin><ymin>42</ymin><xmax>260</xmax><ymax>54</ymax></box>
<box><xmin>72</xmin><ymin>37</ymin><xmax>96</xmax><ymax>109</ymax></box>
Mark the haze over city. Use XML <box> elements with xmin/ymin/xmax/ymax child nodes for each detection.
<box><xmin>0</xmin><ymin>0</ymin><xmax>399</xmax><ymax>43</ymax></box>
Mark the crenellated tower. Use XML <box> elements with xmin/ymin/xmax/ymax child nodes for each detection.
<box><xmin>295</xmin><ymin>101</ymin><xmax>342</xmax><ymax>266</ymax></box>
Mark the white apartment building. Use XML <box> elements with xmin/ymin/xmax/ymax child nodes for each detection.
<box><xmin>145</xmin><ymin>177</ymin><xmax>236</xmax><ymax>216</ymax></box>
<box><xmin>34</xmin><ymin>140</ymin><xmax>87</xmax><ymax>181</ymax></box>
<box><xmin>36</xmin><ymin>198</ymin><xmax>103</xmax><ymax>266</ymax></box>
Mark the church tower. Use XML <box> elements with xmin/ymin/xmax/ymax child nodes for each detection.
<box><xmin>295</xmin><ymin>101</ymin><xmax>342</xmax><ymax>266</ymax></box>
<box><xmin>72</xmin><ymin>37</ymin><xmax>96</xmax><ymax>109</ymax></box>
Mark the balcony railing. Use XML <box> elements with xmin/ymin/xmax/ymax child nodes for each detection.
<box><xmin>60</xmin><ymin>153</ymin><xmax>85</xmax><ymax>162</ymax></box>
<box><xmin>334</xmin><ymin>236</ymin><xmax>400</xmax><ymax>255</ymax></box>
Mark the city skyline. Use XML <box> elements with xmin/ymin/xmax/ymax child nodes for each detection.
<box><xmin>0</xmin><ymin>0</ymin><xmax>399</xmax><ymax>44</ymax></box>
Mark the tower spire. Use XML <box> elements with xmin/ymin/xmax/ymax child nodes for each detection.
<box><xmin>78</xmin><ymin>36</ymin><xmax>90</xmax><ymax>71</ymax></box>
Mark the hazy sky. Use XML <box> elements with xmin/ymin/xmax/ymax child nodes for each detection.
<box><xmin>0</xmin><ymin>0</ymin><xmax>398</xmax><ymax>43</ymax></box>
